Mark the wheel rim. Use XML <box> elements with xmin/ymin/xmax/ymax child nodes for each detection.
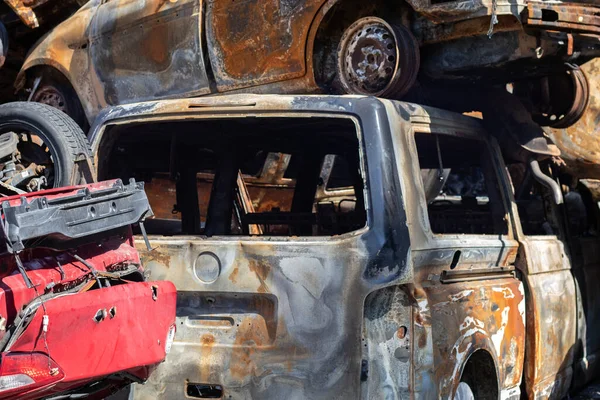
<box><xmin>515</xmin><ymin>65</ymin><xmax>590</xmax><ymax>129</ymax></box>
<box><xmin>0</xmin><ymin>125</ymin><xmax>62</xmax><ymax>193</ymax></box>
<box><xmin>32</xmin><ymin>86</ymin><xmax>68</xmax><ymax>114</ymax></box>
<box><xmin>337</xmin><ymin>17</ymin><xmax>419</xmax><ymax>98</ymax></box>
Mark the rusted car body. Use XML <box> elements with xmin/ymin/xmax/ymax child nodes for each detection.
<box><xmin>16</xmin><ymin>0</ymin><xmax>600</xmax><ymax>125</ymax></box>
<box><xmin>82</xmin><ymin>94</ymin><xmax>600</xmax><ymax>399</ymax></box>
<box><xmin>2</xmin><ymin>0</ymin><xmax>86</xmax><ymax>29</ymax></box>
<box><xmin>0</xmin><ymin>179</ymin><xmax>177</xmax><ymax>399</ymax></box>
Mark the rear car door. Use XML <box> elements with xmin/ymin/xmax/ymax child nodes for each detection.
<box><xmin>507</xmin><ymin>161</ymin><xmax>577</xmax><ymax>398</ymax></box>
<box><xmin>205</xmin><ymin>0</ymin><xmax>324</xmax><ymax>92</ymax></box>
<box><xmin>89</xmin><ymin>0</ymin><xmax>211</xmax><ymax>106</ymax></box>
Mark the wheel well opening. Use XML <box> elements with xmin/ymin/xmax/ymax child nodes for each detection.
<box><xmin>312</xmin><ymin>0</ymin><xmax>409</xmax><ymax>90</ymax></box>
<box><xmin>20</xmin><ymin>65</ymin><xmax>88</xmax><ymax>129</ymax></box>
<box><xmin>460</xmin><ymin>349</ymin><xmax>499</xmax><ymax>400</ymax></box>
<box><xmin>22</xmin><ymin>65</ymin><xmax>73</xmax><ymax>93</ymax></box>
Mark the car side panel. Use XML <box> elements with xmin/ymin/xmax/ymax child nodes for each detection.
<box><xmin>518</xmin><ymin>237</ymin><xmax>577</xmax><ymax>399</ymax></box>
<box><xmin>89</xmin><ymin>0</ymin><xmax>211</xmax><ymax>106</ymax></box>
<box><xmin>206</xmin><ymin>0</ymin><xmax>324</xmax><ymax>92</ymax></box>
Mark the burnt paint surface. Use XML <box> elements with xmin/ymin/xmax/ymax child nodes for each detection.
<box><xmin>516</xmin><ymin>237</ymin><xmax>577</xmax><ymax>399</ymax></box>
<box><xmin>88</xmin><ymin>95</ymin><xmax>534</xmax><ymax>399</ymax></box>
<box><xmin>89</xmin><ymin>0</ymin><xmax>210</xmax><ymax>106</ymax></box>
<box><xmin>546</xmin><ymin>58</ymin><xmax>600</xmax><ymax>179</ymax></box>
<box><xmin>206</xmin><ymin>0</ymin><xmax>323</xmax><ymax>92</ymax></box>
<box><xmin>90</xmin><ymin>96</ymin><xmax>410</xmax><ymax>399</ymax></box>
<box><xmin>86</xmin><ymin>95</ymin><xmax>598</xmax><ymax>399</ymax></box>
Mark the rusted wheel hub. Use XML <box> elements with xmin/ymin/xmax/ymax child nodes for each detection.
<box><xmin>337</xmin><ymin>17</ymin><xmax>419</xmax><ymax>98</ymax></box>
<box><xmin>32</xmin><ymin>86</ymin><xmax>68</xmax><ymax>114</ymax></box>
<box><xmin>514</xmin><ymin>65</ymin><xmax>589</xmax><ymax>129</ymax></box>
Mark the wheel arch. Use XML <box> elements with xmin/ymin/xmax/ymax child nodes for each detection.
<box><xmin>16</xmin><ymin>62</ymin><xmax>92</xmax><ymax>127</ymax></box>
<box><xmin>457</xmin><ymin>348</ymin><xmax>501</xmax><ymax>400</ymax></box>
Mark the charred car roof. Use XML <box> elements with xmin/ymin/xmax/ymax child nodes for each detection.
<box><xmin>88</xmin><ymin>94</ymin><xmax>485</xmax><ymax>142</ymax></box>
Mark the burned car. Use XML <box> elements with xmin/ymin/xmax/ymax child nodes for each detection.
<box><xmin>0</xmin><ymin>0</ymin><xmax>87</xmax><ymax>102</ymax></box>
<box><xmin>0</xmin><ymin>179</ymin><xmax>176</xmax><ymax>399</ymax></box>
<box><xmin>86</xmin><ymin>94</ymin><xmax>600</xmax><ymax>399</ymax></box>
<box><xmin>16</xmin><ymin>0</ymin><xmax>600</xmax><ymax>129</ymax></box>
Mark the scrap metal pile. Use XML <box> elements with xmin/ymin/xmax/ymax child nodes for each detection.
<box><xmin>1</xmin><ymin>0</ymin><xmax>600</xmax><ymax>399</ymax></box>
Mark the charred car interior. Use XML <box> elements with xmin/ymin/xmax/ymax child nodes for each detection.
<box><xmin>415</xmin><ymin>133</ymin><xmax>507</xmax><ymax>235</ymax></box>
<box><xmin>98</xmin><ymin>117</ymin><xmax>367</xmax><ymax>238</ymax></box>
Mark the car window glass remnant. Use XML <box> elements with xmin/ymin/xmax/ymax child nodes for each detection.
<box><xmin>414</xmin><ymin>133</ymin><xmax>508</xmax><ymax>235</ymax></box>
<box><xmin>100</xmin><ymin>117</ymin><xmax>366</xmax><ymax>237</ymax></box>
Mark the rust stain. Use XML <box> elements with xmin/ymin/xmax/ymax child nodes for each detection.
<box><xmin>248</xmin><ymin>259</ymin><xmax>270</xmax><ymax>293</ymax></box>
<box><xmin>229</xmin><ymin>267</ymin><xmax>239</xmax><ymax>284</ymax></box>
<box><xmin>200</xmin><ymin>333</ymin><xmax>216</xmax><ymax>382</ymax></box>
<box><xmin>208</xmin><ymin>0</ymin><xmax>322</xmax><ymax>91</ymax></box>
<box><xmin>229</xmin><ymin>316</ymin><xmax>269</xmax><ymax>380</ymax></box>
<box><xmin>142</xmin><ymin>25</ymin><xmax>169</xmax><ymax>65</ymax></box>
<box><xmin>139</xmin><ymin>248</ymin><xmax>171</xmax><ymax>268</ymax></box>
<box><xmin>418</xmin><ymin>333</ymin><xmax>427</xmax><ymax>348</ymax></box>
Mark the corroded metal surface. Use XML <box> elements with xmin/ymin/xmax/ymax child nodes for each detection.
<box><xmin>17</xmin><ymin>0</ymin><xmax>600</xmax><ymax>124</ymax></box>
<box><xmin>526</xmin><ymin>2</ymin><xmax>600</xmax><ymax>35</ymax></box>
<box><xmin>4</xmin><ymin>0</ymin><xmax>50</xmax><ymax>28</ymax></box>
<box><xmin>546</xmin><ymin>58</ymin><xmax>600</xmax><ymax>178</ymax></box>
<box><xmin>86</xmin><ymin>95</ymin><xmax>532</xmax><ymax>399</ymax></box>
<box><xmin>206</xmin><ymin>0</ymin><xmax>323</xmax><ymax>92</ymax></box>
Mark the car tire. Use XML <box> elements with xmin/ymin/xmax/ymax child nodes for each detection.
<box><xmin>0</xmin><ymin>102</ymin><xmax>93</xmax><ymax>188</ymax></box>
<box><xmin>455</xmin><ymin>382</ymin><xmax>476</xmax><ymax>400</ymax></box>
<box><xmin>28</xmin><ymin>70</ymin><xmax>87</xmax><ymax>130</ymax></box>
<box><xmin>336</xmin><ymin>17</ymin><xmax>419</xmax><ymax>99</ymax></box>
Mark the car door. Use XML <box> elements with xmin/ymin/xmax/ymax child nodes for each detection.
<box><xmin>405</xmin><ymin>116</ymin><xmax>525</xmax><ymax>399</ymax></box>
<box><xmin>205</xmin><ymin>0</ymin><xmax>324</xmax><ymax>92</ymax></box>
<box><xmin>89</xmin><ymin>0</ymin><xmax>211</xmax><ymax>106</ymax></box>
<box><xmin>507</xmin><ymin>162</ymin><xmax>578</xmax><ymax>399</ymax></box>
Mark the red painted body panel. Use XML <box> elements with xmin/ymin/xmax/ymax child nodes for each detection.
<box><xmin>0</xmin><ymin>181</ymin><xmax>176</xmax><ymax>399</ymax></box>
<box><xmin>8</xmin><ymin>280</ymin><xmax>177</xmax><ymax>399</ymax></box>
<box><xmin>0</xmin><ymin>238</ymin><xmax>140</xmax><ymax>326</ymax></box>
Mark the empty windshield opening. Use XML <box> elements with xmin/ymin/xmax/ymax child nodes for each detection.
<box><xmin>98</xmin><ymin>117</ymin><xmax>367</xmax><ymax>237</ymax></box>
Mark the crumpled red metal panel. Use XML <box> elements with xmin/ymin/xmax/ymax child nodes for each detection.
<box><xmin>7</xmin><ymin>280</ymin><xmax>177</xmax><ymax>399</ymax></box>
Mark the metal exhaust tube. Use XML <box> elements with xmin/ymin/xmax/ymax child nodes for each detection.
<box><xmin>529</xmin><ymin>159</ymin><xmax>563</xmax><ymax>205</ymax></box>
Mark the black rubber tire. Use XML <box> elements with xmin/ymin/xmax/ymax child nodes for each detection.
<box><xmin>0</xmin><ymin>102</ymin><xmax>92</xmax><ymax>188</ymax></box>
<box><xmin>28</xmin><ymin>69</ymin><xmax>87</xmax><ymax>130</ymax></box>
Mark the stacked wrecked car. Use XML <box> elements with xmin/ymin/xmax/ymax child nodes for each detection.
<box><xmin>2</xmin><ymin>0</ymin><xmax>600</xmax><ymax>399</ymax></box>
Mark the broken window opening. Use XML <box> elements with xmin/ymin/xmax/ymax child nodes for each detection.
<box><xmin>508</xmin><ymin>162</ymin><xmax>561</xmax><ymax>236</ymax></box>
<box><xmin>99</xmin><ymin>117</ymin><xmax>367</xmax><ymax>237</ymax></box>
<box><xmin>414</xmin><ymin>133</ymin><xmax>508</xmax><ymax>235</ymax></box>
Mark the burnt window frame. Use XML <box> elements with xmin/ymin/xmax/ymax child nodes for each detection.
<box><xmin>410</xmin><ymin>128</ymin><xmax>514</xmax><ymax>241</ymax></box>
<box><xmin>94</xmin><ymin>112</ymin><xmax>372</xmax><ymax>240</ymax></box>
